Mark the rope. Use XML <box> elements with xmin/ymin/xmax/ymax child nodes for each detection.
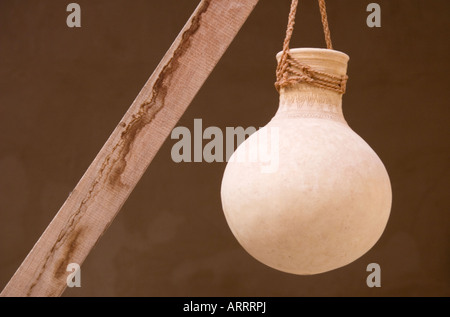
<box><xmin>318</xmin><ymin>0</ymin><xmax>333</xmax><ymax>50</ymax></box>
<box><xmin>275</xmin><ymin>0</ymin><xmax>348</xmax><ymax>94</ymax></box>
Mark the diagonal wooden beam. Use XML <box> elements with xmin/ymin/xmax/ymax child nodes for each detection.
<box><xmin>1</xmin><ymin>0</ymin><xmax>259</xmax><ymax>297</ymax></box>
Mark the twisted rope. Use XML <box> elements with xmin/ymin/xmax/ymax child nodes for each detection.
<box><xmin>275</xmin><ymin>0</ymin><xmax>348</xmax><ymax>94</ymax></box>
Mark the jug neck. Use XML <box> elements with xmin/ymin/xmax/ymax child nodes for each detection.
<box><xmin>274</xmin><ymin>48</ymin><xmax>349</xmax><ymax>123</ymax></box>
<box><xmin>276</xmin><ymin>85</ymin><xmax>345</xmax><ymax>123</ymax></box>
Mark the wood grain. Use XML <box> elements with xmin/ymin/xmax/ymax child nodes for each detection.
<box><xmin>1</xmin><ymin>0</ymin><xmax>259</xmax><ymax>297</ymax></box>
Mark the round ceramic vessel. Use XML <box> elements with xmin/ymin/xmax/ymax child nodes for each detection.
<box><xmin>221</xmin><ymin>48</ymin><xmax>392</xmax><ymax>275</ymax></box>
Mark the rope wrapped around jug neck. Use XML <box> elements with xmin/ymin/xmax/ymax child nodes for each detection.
<box><xmin>275</xmin><ymin>0</ymin><xmax>348</xmax><ymax>94</ymax></box>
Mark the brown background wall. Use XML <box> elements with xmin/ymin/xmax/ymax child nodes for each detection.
<box><xmin>0</xmin><ymin>0</ymin><xmax>449</xmax><ymax>296</ymax></box>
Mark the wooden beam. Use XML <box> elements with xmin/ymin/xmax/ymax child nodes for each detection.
<box><xmin>1</xmin><ymin>0</ymin><xmax>259</xmax><ymax>297</ymax></box>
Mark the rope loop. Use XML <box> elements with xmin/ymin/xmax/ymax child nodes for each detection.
<box><xmin>275</xmin><ymin>0</ymin><xmax>348</xmax><ymax>94</ymax></box>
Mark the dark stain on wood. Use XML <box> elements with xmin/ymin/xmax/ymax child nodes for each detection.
<box><xmin>107</xmin><ymin>0</ymin><xmax>211</xmax><ymax>187</ymax></box>
<box><xmin>54</xmin><ymin>228</ymin><xmax>84</xmax><ymax>279</ymax></box>
<box><xmin>26</xmin><ymin>226</ymin><xmax>85</xmax><ymax>296</ymax></box>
